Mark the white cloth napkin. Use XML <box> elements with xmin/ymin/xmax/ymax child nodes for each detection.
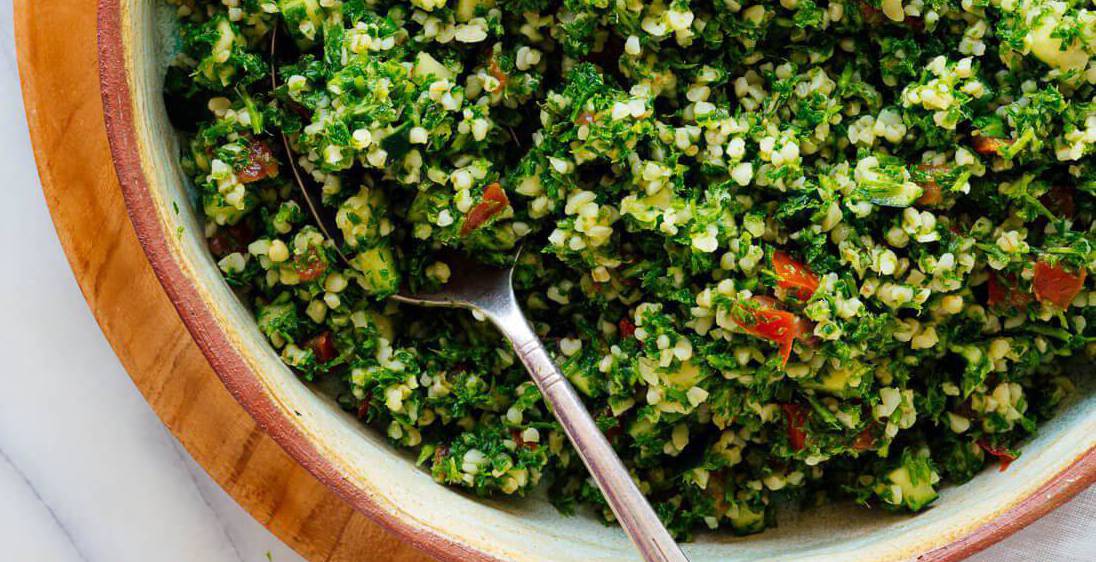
<box><xmin>970</xmin><ymin>485</ymin><xmax>1095</xmax><ymax>562</ymax></box>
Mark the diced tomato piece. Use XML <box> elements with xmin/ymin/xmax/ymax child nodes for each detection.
<box><xmin>913</xmin><ymin>163</ymin><xmax>952</xmax><ymax>207</ymax></box>
<box><xmin>732</xmin><ymin>299</ymin><xmax>806</xmax><ymax>366</ymax></box>
<box><xmin>460</xmin><ymin>183</ymin><xmax>510</xmax><ymax>236</ymax></box>
<box><xmin>297</xmin><ymin>260</ymin><xmax>327</xmax><ymax>282</ymax></box>
<box><xmin>618</xmin><ymin>318</ymin><xmax>636</xmax><ymax>339</ymax></box>
<box><xmin>781</xmin><ymin>403</ymin><xmax>808</xmax><ymax>451</ymax></box>
<box><xmin>970</xmin><ymin>135</ymin><xmax>1013</xmax><ymax>156</ymax></box>
<box><xmin>433</xmin><ymin>445</ymin><xmax>450</xmax><ymax>465</ymax></box>
<box><xmin>603</xmin><ymin>423</ymin><xmax>623</xmax><ymax>444</ymax></box>
<box><xmin>858</xmin><ymin>3</ymin><xmax>882</xmax><ymax>21</ymax></box>
<box><xmin>1033</xmin><ymin>261</ymin><xmax>1086</xmax><ymax>309</ymax></box>
<box><xmin>208</xmin><ymin>232</ymin><xmax>237</xmax><ymax>258</ymax></box>
<box><xmin>488</xmin><ymin>56</ymin><xmax>508</xmax><ymax>89</ymax></box>
<box><xmin>598</xmin><ymin>407</ymin><xmax>625</xmax><ymax>444</ymax></box>
<box><xmin>793</xmin><ymin>316</ymin><xmax>820</xmax><ymax>348</ymax></box>
<box><xmin>773</xmin><ymin>250</ymin><xmax>820</xmax><ymax>301</ymax></box>
<box><xmin>510</xmin><ymin>429</ymin><xmax>539</xmax><ymax>451</ymax></box>
<box><xmin>304</xmin><ymin>331</ymin><xmax>337</xmax><ymax>363</ymax></box>
<box><xmin>207</xmin><ymin>222</ymin><xmax>254</xmax><ymax>257</ymax></box>
<box><xmin>1041</xmin><ymin>186</ymin><xmax>1075</xmax><ymax>219</ymax></box>
<box><xmin>851</xmin><ymin>427</ymin><xmax>875</xmax><ymax>451</ymax></box>
<box><xmin>986</xmin><ymin>272</ymin><xmax>1032</xmax><ymax>311</ymax></box>
<box><xmin>978</xmin><ymin>440</ymin><xmax>1017</xmax><ymax>472</ymax></box>
<box><xmin>916</xmin><ymin>181</ymin><xmax>942</xmax><ymax>207</ymax></box>
<box><xmin>707</xmin><ymin>471</ymin><xmax>729</xmax><ymax>513</ymax></box>
<box><xmin>357</xmin><ymin>395</ymin><xmax>371</xmax><ymax>419</ymax></box>
<box><xmin>238</xmin><ymin>140</ymin><xmax>280</xmax><ymax>184</ymax></box>
<box><xmin>482</xmin><ymin>182</ymin><xmax>508</xmax><ymax>205</ymax></box>
<box><xmin>293</xmin><ymin>247</ymin><xmax>328</xmax><ymax>282</ymax></box>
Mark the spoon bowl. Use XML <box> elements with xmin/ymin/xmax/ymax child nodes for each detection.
<box><xmin>390</xmin><ymin>250</ymin><xmax>688</xmax><ymax>562</ymax></box>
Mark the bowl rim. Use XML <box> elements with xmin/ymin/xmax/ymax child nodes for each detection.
<box><xmin>95</xmin><ymin>2</ymin><xmax>1096</xmax><ymax>560</ymax></box>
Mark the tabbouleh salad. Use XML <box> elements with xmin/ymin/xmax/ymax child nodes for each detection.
<box><xmin>163</xmin><ymin>0</ymin><xmax>1095</xmax><ymax>538</ymax></box>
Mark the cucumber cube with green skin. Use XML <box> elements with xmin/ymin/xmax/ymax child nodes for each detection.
<box><xmin>278</xmin><ymin>0</ymin><xmax>325</xmax><ymax>47</ymax></box>
<box><xmin>256</xmin><ymin>299</ymin><xmax>300</xmax><ymax>347</ymax></box>
<box><xmin>184</xmin><ymin>15</ymin><xmax>267</xmax><ymax>90</ymax></box>
<box><xmin>336</xmin><ymin>186</ymin><xmax>388</xmax><ymax>249</ymax></box>
<box><xmin>884</xmin><ymin>465</ymin><xmax>939</xmax><ymax>511</ymax></box>
<box><xmin>858</xmin><ymin>178</ymin><xmax>923</xmax><ymax>207</ymax></box>
<box><xmin>563</xmin><ymin>361</ymin><xmax>598</xmax><ymax>397</ymax></box>
<box><xmin>195</xmin><ymin>18</ymin><xmax>241</xmax><ymax>87</ymax></box>
<box><xmin>352</xmin><ymin>245</ymin><xmax>401</xmax><ymax>297</ymax></box>
<box><xmin>876</xmin><ymin>453</ymin><xmax>939</xmax><ymax>511</ymax></box>
<box><xmin>203</xmin><ymin>192</ymin><xmax>255</xmax><ymax>227</ymax></box>
<box><xmin>627</xmin><ymin>416</ymin><xmax>656</xmax><ymax>440</ymax></box>
<box><xmin>952</xmin><ymin>344</ymin><xmax>992</xmax><ymax>398</ymax></box>
<box><xmin>412</xmin><ymin>52</ymin><xmax>454</xmax><ymax>82</ymax></box>
<box><xmin>802</xmin><ymin>363</ymin><xmax>865</xmax><ymax>398</ymax></box>
<box><xmin>729</xmin><ymin>504</ymin><xmax>767</xmax><ymax>535</ymax></box>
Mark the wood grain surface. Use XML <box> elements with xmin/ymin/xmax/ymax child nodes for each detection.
<box><xmin>15</xmin><ymin>2</ymin><xmax>432</xmax><ymax>560</ymax></box>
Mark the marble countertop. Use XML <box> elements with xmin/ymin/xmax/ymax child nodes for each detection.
<box><xmin>0</xmin><ymin>6</ymin><xmax>1092</xmax><ymax>561</ymax></box>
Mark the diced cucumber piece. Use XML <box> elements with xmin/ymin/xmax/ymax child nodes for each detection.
<box><xmin>729</xmin><ymin>504</ymin><xmax>767</xmax><ymax>535</ymax></box>
<box><xmin>278</xmin><ymin>0</ymin><xmax>324</xmax><ymax>46</ymax></box>
<box><xmin>351</xmin><ymin>245</ymin><xmax>401</xmax><ymax>296</ymax></box>
<box><xmin>413</xmin><ymin>52</ymin><xmax>454</xmax><ymax>82</ymax></box>
<box><xmin>885</xmin><ymin>465</ymin><xmax>939</xmax><ymax>511</ymax></box>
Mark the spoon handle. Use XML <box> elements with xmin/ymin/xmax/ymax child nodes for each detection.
<box><xmin>490</xmin><ymin>307</ymin><xmax>689</xmax><ymax>562</ymax></box>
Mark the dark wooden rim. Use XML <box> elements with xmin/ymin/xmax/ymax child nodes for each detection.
<box><xmin>919</xmin><ymin>448</ymin><xmax>1095</xmax><ymax>561</ymax></box>
<box><xmin>94</xmin><ymin>2</ymin><xmax>1095</xmax><ymax>560</ymax></box>
<box><xmin>95</xmin><ymin>3</ymin><xmax>494</xmax><ymax>561</ymax></box>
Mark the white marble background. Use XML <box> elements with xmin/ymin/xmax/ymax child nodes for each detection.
<box><xmin>0</xmin><ymin>5</ymin><xmax>1092</xmax><ymax>561</ymax></box>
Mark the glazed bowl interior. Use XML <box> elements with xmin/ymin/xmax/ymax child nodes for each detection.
<box><xmin>107</xmin><ymin>1</ymin><xmax>1096</xmax><ymax>560</ymax></box>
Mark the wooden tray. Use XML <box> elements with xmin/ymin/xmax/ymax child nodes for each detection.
<box><xmin>15</xmin><ymin>2</ymin><xmax>431</xmax><ymax>560</ymax></box>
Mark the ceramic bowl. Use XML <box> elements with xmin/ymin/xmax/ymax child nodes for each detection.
<box><xmin>97</xmin><ymin>2</ymin><xmax>1096</xmax><ymax>560</ymax></box>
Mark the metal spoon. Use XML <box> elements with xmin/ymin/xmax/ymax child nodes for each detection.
<box><xmin>391</xmin><ymin>253</ymin><xmax>688</xmax><ymax>562</ymax></box>
<box><xmin>268</xmin><ymin>27</ymin><xmax>687</xmax><ymax>562</ymax></box>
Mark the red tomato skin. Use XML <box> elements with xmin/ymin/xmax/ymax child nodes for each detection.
<box><xmin>433</xmin><ymin>445</ymin><xmax>450</xmax><ymax>466</ymax></box>
<box><xmin>208</xmin><ymin>232</ymin><xmax>237</xmax><ymax>258</ymax></box>
<box><xmin>986</xmin><ymin>272</ymin><xmax>1032</xmax><ymax>311</ymax></box>
<box><xmin>1041</xmin><ymin>186</ymin><xmax>1075</xmax><ymax>219</ymax></box>
<box><xmin>732</xmin><ymin>299</ymin><xmax>803</xmax><ymax>366</ymax></box>
<box><xmin>978</xmin><ymin>440</ymin><xmax>1017</xmax><ymax>472</ymax></box>
<box><xmin>509</xmin><ymin>429</ymin><xmax>540</xmax><ymax>451</ymax></box>
<box><xmin>970</xmin><ymin>135</ymin><xmax>1012</xmax><ymax>156</ymax></box>
<box><xmin>851</xmin><ymin>428</ymin><xmax>875</xmax><ymax>451</ymax></box>
<box><xmin>781</xmin><ymin>403</ymin><xmax>807</xmax><ymax>451</ymax></box>
<box><xmin>460</xmin><ymin>183</ymin><xmax>510</xmax><ymax>236</ymax></box>
<box><xmin>207</xmin><ymin>222</ymin><xmax>254</xmax><ymax>258</ymax></box>
<box><xmin>238</xmin><ymin>141</ymin><xmax>280</xmax><ymax>184</ymax></box>
<box><xmin>357</xmin><ymin>396</ymin><xmax>371</xmax><ymax>419</ymax></box>
<box><xmin>916</xmin><ymin>181</ymin><xmax>943</xmax><ymax>207</ymax></box>
<box><xmin>618</xmin><ymin>318</ymin><xmax>636</xmax><ymax>339</ymax></box>
<box><xmin>297</xmin><ymin>261</ymin><xmax>327</xmax><ymax>282</ymax></box>
<box><xmin>914</xmin><ymin>164</ymin><xmax>951</xmax><ymax>207</ymax></box>
<box><xmin>488</xmin><ymin>57</ymin><xmax>508</xmax><ymax>89</ymax></box>
<box><xmin>1033</xmin><ymin>261</ymin><xmax>1086</xmax><ymax>309</ymax></box>
<box><xmin>772</xmin><ymin>251</ymin><xmax>819</xmax><ymax>301</ymax></box>
<box><xmin>293</xmin><ymin>247</ymin><xmax>328</xmax><ymax>282</ymax></box>
<box><xmin>305</xmin><ymin>331</ymin><xmax>337</xmax><ymax>363</ymax></box>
